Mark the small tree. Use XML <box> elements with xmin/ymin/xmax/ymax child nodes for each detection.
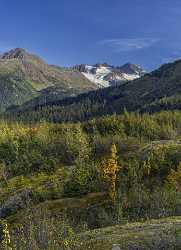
<box><xmin>168</xmin><ymin>162</ymin><xmax>181</xmax><ymax>191</ymax></box>
<box><xmin>1</xmin><ymin>220</ymin><xmax>12</xmax><ymax>250</ymax></box>
<box><xmin>99</xmin><ymin>144</ymin><xmax>119</xmax><ymax>201</ymax></box>
<box><xmin>0</xmin><ymin>162</ymin><xmax>9</xmax><ymax>186</ymax></box>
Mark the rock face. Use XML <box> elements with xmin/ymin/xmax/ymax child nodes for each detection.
<box><xmin>1</xmin><ymin>48</ymin><xmax>29</xmax><ymax>60</ymax></box>
<box><xmin>0</xmin><ymin>189</ymin><xmax>33</xmax><ymax>218</ymax></box>
<box><xmin>74</xmin><ymin>63</ymin><xmax>145</xmax><ymax>87</ymax></box>
<box><xmin>112</xmin><ymin>244</ymin><xmax>121</xmax><ymax>250</ymax></box>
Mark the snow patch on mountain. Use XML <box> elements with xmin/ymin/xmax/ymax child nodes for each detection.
<box><xmin>82</xmin><ymin>65</ymin><xmax>111</xmax><ymax>87</ymax></box>
<box><xmin>74</xmin><ymin>63</ymin><xmax>145</xmax><ymax>88</ymax></box>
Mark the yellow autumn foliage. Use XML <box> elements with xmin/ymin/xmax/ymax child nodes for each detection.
<box><xmin>99</xmin><ymin>144</ymin><xmax>119</xmax><ymax>201</ymax></box>
<box><xmin>168</xmin><ymin>162</ymin><xmax>181</xmax><ymax>191</ymax></box>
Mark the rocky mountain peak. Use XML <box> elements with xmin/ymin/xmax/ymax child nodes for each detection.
<box><xmin>74</xmin><ymin>62</ymin><xmax>145</xmax><ymax>87</ymax></box>
<box><xmin>118</xmin><ymin>63</ymin><xmax>145</xmax><ymax>75</ymax></box>
<box><xmin>94</xmin><ymin>63</ymin><xmax>111</xmax><ymax>68</ymax></box>
<box><xmin>1</xmin><ymin>48</ymin><xmax>28</xmax><ymax>60</ymax></box>
<box><xmin>0</xmin><ymin>48</ymin><xmax>46</xmax><ymax>66</ymax></box>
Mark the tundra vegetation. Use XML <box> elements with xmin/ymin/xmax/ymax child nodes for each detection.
<box><xmin>0</xmin><ymin>110</ymin><xmax>181</xmax><ymax>249</ymax></box>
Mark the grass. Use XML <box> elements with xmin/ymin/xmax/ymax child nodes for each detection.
<box><xmin>29</xmin><ymin>80</ymin><xmax>53</xmax><ymax>91</ymax></box>
<box><xmin>7</xmin><ymin>191</ymin><xmax>109</xmax><ymax>224</ymax></box>
<box><xmin>7</xmin><ymin>190</ymin><xmax>181</xmax><ymax>249</ymax></box>
<box><xmin>2</xmin><ymin>170</ymin><xmax>181</xmax><ymax>249</ymax></box>
<box><xmin>0</xmin><ymin>168</ymin><xmax>66</xmax><ymax>202</ymax></box>
<box><xmin>76</xmin><ymin>217</ymin><xmax>181</xmax><ymax>250</ymax></box>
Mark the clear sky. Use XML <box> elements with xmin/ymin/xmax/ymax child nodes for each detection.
<box><xmin>1</xmin><ymin>0</ymin><xmax>181</xmax><ymax>70</ymax></box>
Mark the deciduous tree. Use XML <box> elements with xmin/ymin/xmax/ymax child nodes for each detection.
<box><xmin>99</xmin><ymin>144</ymin><xmax>120</xmax><ymax>201</ymax></box>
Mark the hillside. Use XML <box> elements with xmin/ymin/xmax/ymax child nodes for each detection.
<box><xmin>0</xmin><ymin>48</ymin><xmax>97</xmax><ymax>112</ymax></box>
<box><xmin>0</xmin><ymin>48</ymin><xmax>147</xmax><ymax>113</ymax></box>
<box><xmin>8</xmin><ymin>59</ymin><xmax>181</xmax><ymax>122</ymax></box>
<box><xmin>77</xmin><ymin>217</ymin><xmax>181</xmax><ymax>250</ymax></box>
<box><xmin>1</xmin><ymin>111</ymin><xmax>181</xmax><ymax>249</ymax></box>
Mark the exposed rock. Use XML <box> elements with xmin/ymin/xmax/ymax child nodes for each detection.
<box><xmin>0</xmin><ymin>189</ymin><xmax>33</xmax><ymax>218</ymax></box>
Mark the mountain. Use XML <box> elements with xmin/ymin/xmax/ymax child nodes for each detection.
<box><xmin>8</xmin><ymin>58</ymin><xmax>181</xmax><ymax>122</ymax></box>
<box><xmin>73</xmin><ymin>63</ymin><xmax>145</xmax><ymax>87</ymax></box>
<box><xmin>0</xmin><ymin>48</ymin><xmax>97</xmax><ymax>112</ymax></box>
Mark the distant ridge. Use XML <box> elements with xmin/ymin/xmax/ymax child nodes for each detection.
<box><xmin>8</xmin><ymin>58</ymin><xmax>181</xmax><ymax>122</ymax></box>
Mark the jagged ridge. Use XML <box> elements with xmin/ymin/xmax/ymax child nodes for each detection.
<box><xmin>73</xmin><ymin>62</ymin><xmax>145</xmax><ymax>87</ymax></box>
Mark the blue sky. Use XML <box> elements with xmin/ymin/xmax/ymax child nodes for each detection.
<box><xmin>1</xmin><ymin>0</ymin><xmax>181</xmax><ymax>70</ymax></box>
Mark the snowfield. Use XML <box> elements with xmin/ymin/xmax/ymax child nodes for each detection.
<box><xmin>80</xmin><ymin>64</ymin><xmax>144</xmax><ymax>87</ymax></box>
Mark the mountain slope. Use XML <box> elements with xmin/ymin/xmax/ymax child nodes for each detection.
<box><xmin>0</xmin><ymin>48</ymin><xmax>97</xmax><ymax>111</ymax></box>
<box><xmin>73</xmin><ymin>63</ymin><xmax>145</xmax><ymax>87</ymax></box>
<box><xmin>8</xmin><ymin>59</ymin><xmax>181</xmax><ymax>122</ymax></box>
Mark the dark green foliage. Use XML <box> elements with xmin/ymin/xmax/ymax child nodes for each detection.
<box><xmin>7</xmin><ymin>59</ymin><xmax>181</xmax><ymax>122</ymax></box>
<box><xmin>64</xmin><ymin>163</ymin><xmax>99</xmax><ymax>197</ymax></box>
<box><xmin>1</xmin><ymin>56</ymin><xmax>181</xmax><ymax>249</ymax></box>
<box><xmin>0</xmin><ymin>122</ymin><xmax>90</xmax><ymax>177</ymax></box>
<box><xmin>0</xmin><ymin>109</ymin><xmax>181</xmax><ymax>248</ymax></box>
